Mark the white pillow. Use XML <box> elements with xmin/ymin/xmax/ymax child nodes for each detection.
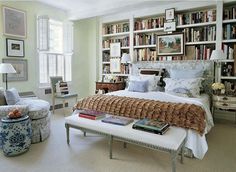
<box><xmin>170</xmin><ymin>68</ymin><xmax>203</xmax><ymax>79</ymax></box>
<box><xmin>4</xmin><ymin>88</ymin><xmax>21</xmax><ymax>105</ymax></box>
<box><xmin>164</xmin><ymin>78</ymin><xmax>202</xmax><ymax>97</ymax></box>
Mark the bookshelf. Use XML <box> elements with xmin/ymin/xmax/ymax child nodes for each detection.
<box><xmin>218</xmin><ymin>2</ymin><xmax>236</xmax><ymax>95</ymax></box>
<box><xmin>101</xmin><ymin>20</ymin><xmax>131</xmax><ymax>82</ymax></box>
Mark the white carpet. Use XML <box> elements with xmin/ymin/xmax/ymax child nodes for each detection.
<box><xmin>0</xmin><ymin>109</ymin><xmax>236</xmax><ymax>172</ymax></box>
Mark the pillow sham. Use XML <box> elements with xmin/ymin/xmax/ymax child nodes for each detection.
<box><xmin>140</xmin><ymin>74</ymin><xmax>161</xmax><ymax>91</ymax></box>
<box><xmin>164</xmin><ymin>78</ymin><xmax>202</xmax><ymax>97</ymax></box>
<box><xmin>128</xmin><ymin>80</ymin><xmax>149</xmax><ymax>92</ymax></box>
<box><xmin>169</xmin><ymin>68</ymin><xmax>204</xmax><ymax>79</ymax></box>
<box><xmin>4</xmin><ymin>88</ymin><xmax>21</xmax><ymax>105</ymax></box>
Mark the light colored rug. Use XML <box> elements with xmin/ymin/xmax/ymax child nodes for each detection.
<box><xmin>0</xmin><ymin>109</ymin><xmax>235</xmax><ymax>172</ymax></box>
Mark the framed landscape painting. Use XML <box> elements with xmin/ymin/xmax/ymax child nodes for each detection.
<box><xmin>157</xmin><ymin>33</ymin><xmax>184</xmax><ymax>56</ymax></box>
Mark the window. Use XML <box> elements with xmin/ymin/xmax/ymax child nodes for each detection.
<box><xmin>37</xmin><ymin>16</ymin><xmax>73</xmax><ymax>87</ymax></box>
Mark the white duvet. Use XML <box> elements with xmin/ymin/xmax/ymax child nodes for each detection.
<box><xmin>107</xmin><ymin>90</ymin><xmax>214</xmax><ymax>159</ymax></box>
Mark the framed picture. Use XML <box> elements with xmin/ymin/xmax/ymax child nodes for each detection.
<box><xmin>2</xmin><ymin>6</ymin><xmax>27</xmax><ymax>38</ymax></box>
<box><xmin>2</xmin><ymin>59</ymin><xmax>28</xmax><ymax>81</ymax></box>
<box><xmin>110</xmin><ymin>43</ymin><xmax>121</xmax><ymax>57</ymax></box>
<box><xmin>110</xmin><ymin>58</ymin><xmax>121</xmax><ymax>73</ymax></box>
<box><xmin>6</xmin><ymin>38</ymin><xmax>24</xmax><ymax>57</ymax></box>
<box><xmin>164</xmin><ymin>22</ymin><xmax>176</xmax><ymax>32</ymax></box>
<box><xmin>165</xmin><ymin>8</ymin><xmax>175</xmax><ymax>20</ymax></box>
<box><xmin>157</xmin><ymin>33</ymin><xmax>184</xmax><ymax>56</ymax></box>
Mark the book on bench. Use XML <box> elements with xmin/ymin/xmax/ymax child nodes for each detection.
<box><xmin>101</xmin><ymin>116</ymin><xmax>134</xmax><ymax>126</ymax></box>
<box><xmin>132</xmin><ymin>118</ymin><xmax>170</xmax><ymax>135</ymax></box>
<box><xmin>78</xmin><ymin>109</ymin><xmax>106</xmax><ymax>120</ymax></box>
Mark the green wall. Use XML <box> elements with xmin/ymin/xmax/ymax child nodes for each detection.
<box><xmin>0</xmin><ymin>1</ymin><xmax>98</xmax><ymax>103</ymax></box>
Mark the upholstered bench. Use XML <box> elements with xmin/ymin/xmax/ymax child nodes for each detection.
<box><xmin>65</xmin><ymin>115</ymin><xmax>187</xmax><ymax>172</ymax></box>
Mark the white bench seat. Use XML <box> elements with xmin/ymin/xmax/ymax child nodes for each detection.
<box><xmin>65</xmin><ymin>115</ymin><xmax>187</xmax><ymax>172</ymax></box>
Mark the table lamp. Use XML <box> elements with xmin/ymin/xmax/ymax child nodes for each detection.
<box><xmin>0</xmin><ymin>63</ymin><xmax>16</xmax><ymax>90</ymax></box>
<box><xmin>210</xmin><ymin>50</ymin><xmax>227</xmax><ymax>82</ymax></box>
<box><xmin>121</xmin><ymin>53</ymin><xmax>131</xmax><ymax>74</ymax></box>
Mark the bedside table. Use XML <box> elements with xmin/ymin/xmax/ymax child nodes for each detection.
<box><xmin>95</xmin><ymin>82</ymin><xmax>125</xmax><ymax>94</ymax></box>
<box><xmin>212</xmin><ymin>95</ymin><xmax>236</xmax><ymax>123</ymax></box>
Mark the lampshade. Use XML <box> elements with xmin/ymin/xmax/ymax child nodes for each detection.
<box><xmin>210</xmin><ymin>50</ymin><xmax>227</xmax><ymax>61</ymax></box>
<box><xmin>121</xmin><ymin>53</ymin><xmax>131</xmax><ymax>63</ymax></box>
<box><xmin>0</xmin><ymin>63</ymin><xmax>16</xmax><ymax>73</ymax></box>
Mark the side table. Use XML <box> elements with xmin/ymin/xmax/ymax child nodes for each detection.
<box><xmin>0</xmin><ymin>115</ymin><xmax>32</xmax><ymax>156</ymax></box>
<box><xmin>212</xmin><ymin>95</ymin><xmax>236</xmax><ymax>123</ymax></box>
<box><xmin>95</xmin><ymin>81</ymin><xmax>125</xmax><ymax>94</ymax></box>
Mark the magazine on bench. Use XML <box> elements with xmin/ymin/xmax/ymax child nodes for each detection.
<box><xmin>101</xmin><ymin>116</ymin><xmax>134</xmax><ymax>126</ymax></box>
<box><xmin>132</xmin><ymin>118</ymin><xmax>170</xmax><ymax>135</ymax></box>
<box><xmin>78</xmin><ymin>109</ymin><xmax>106</xmax><ymax>120</ymax></box>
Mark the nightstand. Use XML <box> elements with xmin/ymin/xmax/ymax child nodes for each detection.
<box><xmin>212</xmin><ymin>95</ymin><xmax>236</xmax><ymax>123</ymax></box>
<box><xmin>95</xmin><ymin>82</ymin><xmax>125</xmax><ymax>94</ymax></box>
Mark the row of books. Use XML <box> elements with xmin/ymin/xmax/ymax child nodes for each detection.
<box><xmin>78</xmin><ymin>110</ymin><xmax>169</xmax><ymax>135</ymax></box>
<box><xmin>185</xmin><ymin>45</ymin><xmax>214</xmax><ymax>60</ymax></box>
<box><xmin>103</xmin><ymin>37</ymin><xmax>130</xmax><ymax>48</ymax></box>
<box><xmin>223</xmin><ymin>24</ymin><xmax>236</xmax><ymax>40</ymax></box>
<box><xmin>134</xmin><ymin>17</ymin><xmax>165</xmax><ymax>30</ymax></box>
<box><xmin>182</xmin><ymin>26</ymin><xmax>216</xmax><ymax>43</ymax></box>
<box><xmin>134</xmin><ymin>33</ymin><xmax>156</xmax><ymax>46</ymax></box>
<box><xmin>175</xmin><ymin>9</ymin><xmax>216</xmax><ymax>25</ymax></box>
<box><xmin>222</xmin><ymin>44</ymin><xmax>236</xmax><ymax>60</ymax></box>
<box><xmin>102</xmin><ymin>23</ymin><xmax>129</xmax><ymax>35</ymax></box>
<box><xmin>134</xmin><ymin>48</ymin><xmax>157</xmax><ymax>61</ymax></box>
<box><xmin>223</xmin><ymin>7</ymin><xmax>236</xmax><ymax>20</ymax></box>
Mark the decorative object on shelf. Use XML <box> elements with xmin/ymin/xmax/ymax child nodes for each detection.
<box><xmin>7</xmin><ymin>108</ymin><xmax>22</xmax><ymax>119</ymax></box>
<box><xmin>2</xmin><ymin>59</ymin><xmax>28</xmax><ymax>82</ymax></box>
<box><xmin>157</xmin><ymin>32</ymin><xmax>184</xmax><ymax>56</ymax></box>
<box><xmin>110</xmin><ymin>58</ymin><xmax>121</xmax><ymax>73</ymax></box>
<box><xmin>121</xmin><ymin>53</ymin><xmax>131</xmax><ymax>74</ymax></box>
<box><xmin>164</xmin><ymin>22</ymin><xmax>176</xmax><ymax>32</ymax></box>
<box><xmin>110</xmin><ymin>42</ymin><xmax>121</xmax><ymax>57</ymax></box>
<box><xmin>211</xmin><ymin>82</ymin><xmax>225</xmax><ymax>95</ymax></box>
<box><xmin>2</xmin><ymin>6</ymin><xmax>27</xmax><ymax>38</ymax></box>
<box><xmin>165</xmin><ymin>8</ymin><xmax>175</xmax><ymax>21</ymax></box>
<box><xmin>6</xmin><ymin>38</ymin><xmax>24</xmax><ymax>57</ymax></box>
<box><xmin>210</xmin><ymin>49</ymin><xmax>227</xmax><ymax>82</ymax></box>
<box><xmin>0</xmin><ymin>63</ymin><xmax>16</xmax><ymax>90</ymax></box>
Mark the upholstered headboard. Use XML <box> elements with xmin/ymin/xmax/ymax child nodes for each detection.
<box><xmin>132</xmin><ymin>60</ymin><xmax>214</xmax><ymax>94</ymax></box>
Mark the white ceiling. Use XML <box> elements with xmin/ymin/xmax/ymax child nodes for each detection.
<box><xmin>37</xmin><ymin>0</ymin><xmax>176</xmax><ymax>20</ymax></box>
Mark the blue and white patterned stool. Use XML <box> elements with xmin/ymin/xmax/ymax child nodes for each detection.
<box><xmin>0</xmin><ymin>115</ymin><xmax>32</xmax><ymax>156</ymax></box>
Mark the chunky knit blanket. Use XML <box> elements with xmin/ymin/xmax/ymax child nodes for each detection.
<box><xmin>76</xmin><ymin>94</ymin><xmax>206</xmax><ymax>135</ymax></box>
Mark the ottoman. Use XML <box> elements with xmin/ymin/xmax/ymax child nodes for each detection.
<box><xmin>1</xmin><ymin>115</ymin><xmax>31</xmax><ymax>156</ymax></box>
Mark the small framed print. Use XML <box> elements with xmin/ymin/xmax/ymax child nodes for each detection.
<box><xmin>110</xmin><ymin>58</ymin><xmax>121</xmax><ymax>73</ymax></box>
<box><xmin>164</xmin><ymin>22</ymin><xmax>176</xmax><ymax>32</ymax></box>
<box><xmin>165</xmin><ymin>8</ymin><xmax>175</xmax><ymax>21</ymax></box>
<box><xmin>110</xmin><ymin>42</ymin><xmax>121</xmax><ymax>57</ymax></box>
<box><xmin>6</xmin><ymin>38</ymin><xmax>24</xmax><ymax>57</ymax></box>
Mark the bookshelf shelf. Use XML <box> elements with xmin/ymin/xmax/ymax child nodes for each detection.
<box><xmin>185</xmin><ymin>41</ymin><xmax>216</xmax><ymax>45</ymax></box>
<box><xmin>222</xmin><ymin>39</ymin><xmax>236</xmax><ymax>43</ymax></box>
<box><xmin>134</xmin><ymin>45</ymin><xmax>156</xmax><ymax>49</ymax></box>
<box><xmin>102</xmin><ymin>47</ymin><xmax>130</xmax><ymax>51</ymax></box>
<box><xmin>223</xmin><ymin>19</ymin><xmax>236</xmax><ymax>24</ymax></box>
<box><xmin>102</xmin><ymin>32</ymin><xmax>130</xmax><ymax>37</ymax></box>
<box><xmin>176</xmin><ymin>21</ymin><xmax>216</xmax><ymax>29</ymax></box>
<box><xmin>220</xmin><ymin>76</ymin><xmax>236</xmax><ymax>80</ymax></box>
<box><xmin>102</xmin><ymin>62</ymin><xmax>110</xmax><ymax>64</ymax></box>
<box><xmin>220</xmin><ymin>59</ymin><xmax>234</xmax><ymax>62</ymax></box>
<box><xmin>134</xmin><ymin>28</ymin><xmax>163</xmax><ymax>33</ymax></box>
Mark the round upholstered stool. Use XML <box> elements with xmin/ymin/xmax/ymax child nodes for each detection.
<box><xmin>1</xmin><ymin>115</ymin><xmax>31</xmax><ymax>156</ymax></box>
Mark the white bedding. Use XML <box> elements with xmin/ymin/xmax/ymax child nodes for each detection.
<box><xmin>107</xmin><ymin>90</ymin><xmax>214</xmax><ymax>159</ymax></box>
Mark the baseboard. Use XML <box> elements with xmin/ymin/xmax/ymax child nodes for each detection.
<box><xmin>50</xmin><ymin>103</ymin><xmax>68</xmax><ymax>111</ymax></box>
<box><xmin>214</xmin><ymin>109</ymin><xmax>236</xmax><ymax>122</ymax></box>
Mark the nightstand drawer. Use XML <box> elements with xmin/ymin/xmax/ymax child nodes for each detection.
<box><xmin>213</xmin><ymin>95</ymin><xmax>236</xmax><ymax>103</ymax></box>
<box><xmin>213</xmin><ymin>101</ymin><xmax>236</xmax><ymax>110</ymax></box>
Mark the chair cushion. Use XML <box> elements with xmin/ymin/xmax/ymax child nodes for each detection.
<box><xmin>16</xmin><ymin>98</ymin><xmax>50</xmax><ymax>120</ymax></box>
<box><xmin>4</xmin><ymin>88</ymin><xmax>20</xmax><ymax>105</ymax></box>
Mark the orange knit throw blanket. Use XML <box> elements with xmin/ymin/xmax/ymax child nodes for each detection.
<box><xmin>76</xmin><ymin>94</ymin><xmax>206</xmax><ymax>135</ymax></box>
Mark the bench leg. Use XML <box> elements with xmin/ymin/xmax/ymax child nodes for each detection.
<box><xmin>109</xmin><ymin>135</ymin><xmax>113</xmax><ymax>159</ymax></box>
<box><xmin>123</xmin><ymin>142</ymin><xmax>127</xmax><ymax>148</ymax></box>
<box><xmin>171</xmin><ymin>151</ymin><xmax>177</xmax><ymax>172</ymax></box>
<box><xmin>65</xmin><ymin>124</ymin><xmax>70</xmax><ymax>144</ymax></box>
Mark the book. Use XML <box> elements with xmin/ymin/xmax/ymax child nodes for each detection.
<box><xmin>101</xmin><ymin>116</ymin><xmax>134</xmax><ymax>126</ymax></box>
<box><xmin>132</xmin><ymin>125</ymin><xmax>169</xmax><ymax>135</ymax></box>
<box><xmin>132</xmin><ymin>119</ymin><xmax>169</xmax><ymax>135</ymax></box>
<box><xmin>79</xmin><ymin>113</ymin><xmax>105</xmax><ymax>120</ymax></box>
<box><xmin>78</xmin><ymin>110</ymin><xmax>106</xmax><ymax>117</ymax></box>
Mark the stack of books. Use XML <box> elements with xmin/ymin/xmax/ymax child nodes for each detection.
<box><xmin>102</xmin><ymin>116</ymin><xmax>134</xmax><ymax>126</ymax></box>
<box><xmin>78</xmin><ymin>110</ymin><xmax>106</xmax><ymax>120</ymax></box>
<box><xmin>132</xmin><ymin>119</ymin><xmax>170</xmax><ymax>135</ymax></box>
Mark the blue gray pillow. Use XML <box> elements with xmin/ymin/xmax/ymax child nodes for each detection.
<box><xmin>128</xmin><ymin>80</ymin><xmax>148</xmax><ymax>92</ymax></box>
<box><xmin>4</xmin><ymin>88</ymin><xmax>21</xmax><ymax>105</ymax></box>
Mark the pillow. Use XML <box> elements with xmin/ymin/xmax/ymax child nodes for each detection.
<box><xmin>4</xmin><ymin>88</ymin><xmax>21</xmax><ymax>105</ymax></box>
<box><xmin>169</xmin><ymin>68</ymin><xmax>203</xmax><ymax>79</ymax></box>
<box><xmin>140</xmin><ymin>74</ymin><xmax>161</xmax><ymax>91</ymax></box>
<box><xmin>128</xmin><ymin>80</ymin><xmax>148</xmax><ymax>92</ymax></box>
<box><xmin>164</xmin><ymin>78</ymin><xmax>202</xmax><ymax>97</ymax></box>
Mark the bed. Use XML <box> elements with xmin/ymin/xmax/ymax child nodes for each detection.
<box><xmin>75</xmin><ymin>61</ymin><xmax>214</xmax><ymax>160</ymax></box>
